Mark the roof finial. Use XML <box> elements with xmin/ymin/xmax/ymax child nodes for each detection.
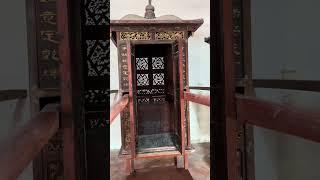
<box><xmin>145</xmin><ymin>0</ymin><xmax>156</xmax><ymax>19</ymax></box>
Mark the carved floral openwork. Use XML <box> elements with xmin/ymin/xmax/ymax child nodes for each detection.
<box><xmin>137</xmin><ymin>74</ymin><xmax>149</xmax><ymax>86</ymax></box>
<box><xmin>120</xmin><ymin>32</ymin><xmax>151</xmax><ymax>40</ymax></box>
<box><xmin>153</xmin><ymin>73</ymin><xmax>164</xmax><ymax>85</ymax></box>
<box><xmin>136</xmin><ymin>57</ymin><xmax>149</xmax><ymax>70</ymax></box>
<box><xmin>152</xmin><ymin>57</ymin><xmax>164</xmax><ymax>69</ymax></box>
<box><xmin>86</xmin><ymin>40</ymin><xmax>109</xmax><ymax>76</ymax></box>
<box><xmin>155</xmin><ymin>31</ymin><xmax>185</xmax><ymax>40</ymax></box>
<box><xmin>84</xmin><ymin>0</ymin><xmax>109</xmax><ymax>25</ymax></box>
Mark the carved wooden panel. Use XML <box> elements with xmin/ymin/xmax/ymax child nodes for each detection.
<box><xmin>37</xmin><ymin>0</ymin><xmax>60</xmax><ymax>88</ymax></box>
<box><xmin>81</xmin><ymin>0</ymin><xmax>110</xmax><ymax>179</ymax></box>
<box><xmin>233</xmin><ymin>0</ymin><xmax>244</xmax><ymax>79</ymax></box>
<box><xmin>84</xmin><ymin>0</ymin><xmax>109</xmax><ymax>25</ymax></box>
<box><xmin>155</xmin><ymin>31</ymin><xmax>185</xmax><ymax>40</ymax></box>
<box><xmin>120</xmin><ymin>106</ymin><xmax>131</xmax><ymax>151</ymax></box>
<box><xmin>45</xmin><ymin>132</ymin><xmax>64</xmax><ymax>180</ymax></box>
<box><xmin>86</xmin><ymin>40</ymin><xmax>109</xmax><ymax>77</ymax></box>
<box><xmin>120</xmin><ymin>32</ymin><xmax>151</xmax><ymax>40</ymax></box>
<box><xmin>118</xmin><ymin>42</ymin><xmax>129</xmax><ymax>91</ymax></box>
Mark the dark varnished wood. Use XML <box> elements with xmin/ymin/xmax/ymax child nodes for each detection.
<box><xmin>224</xmin><ymin>0</ymin><xmax>238</xmax><ymax>179</ymax></box>
<box><xmin>110</xmin><ymin>95</ymin><xmax>129</xmax><ymax>124</ymax></box>
<box><xmin>56</xmin><ymin>0</ymin><xmax>77</xmax><ymax>179</ymax></box>
<box><xmin>0</xmin><ymin>104</ymin><xmax>59</xmax><ymax>180</ymax></box>
<box><xmin>241</xmin><ymin>0</ymin><xmax>256</xmax><ymax>179</ymax></box>
<box><xmin>236</xmin><ymin>95</ymin><xmax>320</xmax><ymax>143</ymax></box>
<box><xmin>212</xmin><ymin>0</ymin><xmax>238</xmax><ymax>179</ymax></box>
<box><xmin>0</xmin><ymin>90</ymin><xmax>27</xmax><ymax>102</ymax></box>
<box><xmin>185</xmin><ymin>92</ymin><xmax>210</xmax><ymax>106</ymax></box>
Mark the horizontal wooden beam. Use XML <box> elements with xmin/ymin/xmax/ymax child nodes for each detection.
<box><xmin>0</xmin><ymin>103</ymin><xmax>60</xmax><ymax>180</ymax></box>
<box><xmin>236</xmin><ymin>95</ymin><xmax>320</xmax><ymax>143</ymax></box>
<box><xmin>110</xmin><ymin>95</ymin><xmax>129</xmax><ymax>124</ymax></box>
<box><xmin>0</xmin><ymin>90</ymin><xmax>27</xmax><ymax>102</ymax></box>
<box><xmin>185</xmin><ymin>92</ymin><xmax>210</xmax><ymax>106</ymax></box>
<box><xmin>253</xmin><ymin>79</ymin><xmax>320</xmax><ymax>92</ymax></box>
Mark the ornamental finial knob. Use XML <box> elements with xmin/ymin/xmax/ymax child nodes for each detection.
<box><xmin>145</xmin><ymin>0</ymin><xmax>156</xmax><ymax>19</ymax></box>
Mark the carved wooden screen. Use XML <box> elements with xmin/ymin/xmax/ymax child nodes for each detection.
<box><xmin>80</xmin><ymin>0</ymin><xmax>109</xmax><ymax>179</ymax></box>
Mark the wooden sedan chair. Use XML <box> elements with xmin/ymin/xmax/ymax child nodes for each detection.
<box><xmin>110</xmin><ymin>1</ymin><xmax>203</xmax><ymax>174</ymax></box>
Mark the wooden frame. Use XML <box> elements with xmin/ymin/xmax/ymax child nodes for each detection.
<box><xmin>57</xmin><ymin>0</ymin><xmax>77</xmax><ymax>179</ymax></box>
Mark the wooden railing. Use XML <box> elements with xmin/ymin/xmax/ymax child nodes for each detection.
<box><xmin>0</xmin><ymin>90</ymin><xmax>27</xmax><ymax>101</ymax></box>
<box><xmin>236</xmin><ymin>94</ymin><xmax>320</xmax><ymax>143</ymax></box>
<box><xmin>110</xmin><ymin>95</ymin><xmax>129</xmax><ymax>124</ymax></box>
<box><xmin>185</xmin><ymin>92</ymin><xmax>210</xmax><ymax>106</ymax></box>
<box><xmin>0</xmin><ymin>103</ymin><xmax>60</xmax><ymax>180</ymax></box>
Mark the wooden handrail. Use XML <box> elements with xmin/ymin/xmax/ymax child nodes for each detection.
<box><xmin>185</xmin><ymin>92</ymin><xmax>210</xmax><ymax>106</ymax></box>
<box><xmin>189</xmin><ymin>86</ymin><xmax>210</xmax><ymax>91</ymax></box>
<box><xmin>236</xmin><ymin>95</ymin><xmax>320</xmax><ymax>143</ymax></box>
<box><xmin>110</xmin><ymin>95</ymin><xmax>129</xmax><ymax>124</ymax></box>
<box><xmin>0</xmin><ymin>90</ymin><xmax>27</xmax><ymax>102</ymax></box>
<box><xmin>253</xmin><ymin>79</ymin><xmax>320</xmax><ymax>92</ymax></box>
<box><xmin>0</xmin><ymin>104</ymin><xmax>60</xmax><ymax>180</ymax></box>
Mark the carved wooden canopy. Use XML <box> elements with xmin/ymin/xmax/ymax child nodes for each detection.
<box><xmin>110</xmin><ymin>3</ymin><xmax>204</xmax><ymax>46</ymax></box>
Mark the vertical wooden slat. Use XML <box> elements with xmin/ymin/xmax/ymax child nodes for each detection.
<box><xmin>178</xmin><ymin>39</ymin><xmax>186</xmax><ymax>157</ymax></box>
<box><xmin>56</xmin><ymin>0</ymin><xmax>76</xmax><ymax>179</ymax></box>
<box><xmin>242</xmin><ymin>0</ymin><xmax>256</xmax><ymax>179</ymax></box>
<box><xmin>212</xmin><ymin>0</ymin><xmax>238</xmax><ymax>179</ymax></box>
<box><xmin>223</xmin><ymin>0</ymin><xmax>238</xmax><ymax>178</ymax></box>
<box><xmin>126</xmin><ymin>40</ymin><xmax>136</xmax><ymax>167</ymax></box>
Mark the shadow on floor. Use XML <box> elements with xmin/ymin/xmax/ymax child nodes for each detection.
<box><xmin>127</xmin><ymin>166</ymin><xmax>193</xmax><ymax>180</ymax></box>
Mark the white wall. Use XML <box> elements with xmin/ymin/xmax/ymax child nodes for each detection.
<box><xmin>110</xmin><ymin>0</ymin><xmax>210</xmax><ymax>149</ymax></box>
<box><xmin>0</xmin><ymin>1</ymin><xmax>33</xmax><ymax>180</ymax></box>
<box><xmin>251</xmin><ymin>0</ymin><xmax>320</xmax><ymax>180</ymax></box>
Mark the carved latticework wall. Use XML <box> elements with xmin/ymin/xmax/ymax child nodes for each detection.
<box><xmin>81</xmin><ymin>0</ymin><xmax>109</xmax><ymax>179</ymax></box>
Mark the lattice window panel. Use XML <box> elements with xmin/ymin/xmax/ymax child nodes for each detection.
<box><xmin>153</xmin><ymin>73</ymin><xmax>165</xmax><ymax>85</ymax></box>
<box><xmin>86</xmin><ymin>40</ymin><xmax>109</xmax><ymax>76</ymax></box>
<box><xmin>84</xmin><ymin>0</ymin><xmax>109</xmax><ymax>25</ymax></box>
<box><xmin>137</xmin><ymin>74</ymin><xmax>149</xmax><ymax>86</ymax></box>
<box><xmin>152</xmin><ymin>57</ymin><xmax>164</xmax><ymax>69</ymax></box>
<box><xmin>136</xmin><ymin>57</ymin><xmax>149</xmax><ymax>70</ymax></box>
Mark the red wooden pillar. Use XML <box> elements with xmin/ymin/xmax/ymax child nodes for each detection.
<box><xmin>57</xmin><ymin>0</ymin><xmax>76</xmax><ymax>179</ymax></box>
<box><xmin>177</xmin><ymin>39</ymin><xmax>187</xmax><ymax>169</ymax></box>
<box><xmin>212</xmin><ymin>0</ymin><xmax>238</xmax><ymax>179</ymax></box>
<box><xmin>126</xmin><ymin>40</ymin><xmax>136</xmax><ymax>173</ymax></box>
<box><xmin>224</xmin><ymin>0</ymin><xmax>238</xmax><ymax>178</ymax></box>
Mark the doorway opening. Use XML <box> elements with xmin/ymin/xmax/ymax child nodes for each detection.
<box><xmin>133</xmin><ymin>43</ymin><xmax>181</xmax><ymax>154</ymax></box>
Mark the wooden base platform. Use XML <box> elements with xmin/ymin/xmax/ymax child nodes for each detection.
<box><xmin>127</xmin><ymin>166</ymin><xmax>193</xmax><ymax>180</ymax></box>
